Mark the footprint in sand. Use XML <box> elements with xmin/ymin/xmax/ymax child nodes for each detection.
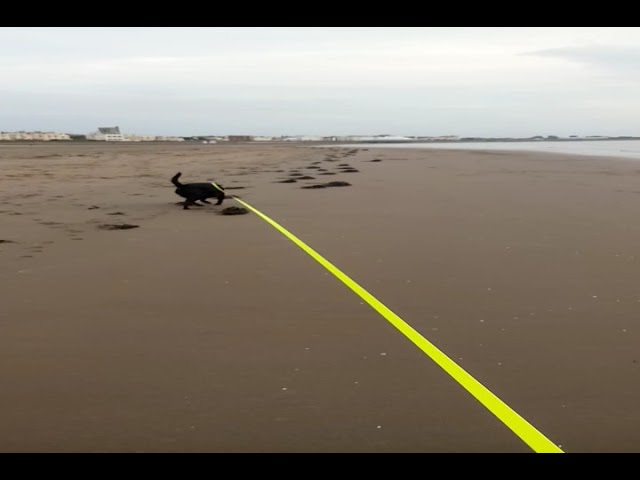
<box><xmin>302</xmin><ymin>181</ymin><xmax>352</xmax><ymax>190</ymax></box>
<box><xmin>98</xmin><ymin>223</ymin><xmax>140</xmax><ymax>230</ymax></box>
<box><xmin>325</xmin><ymin>181</ymin><xmax>352</xmax><ymax>187</ymax></box>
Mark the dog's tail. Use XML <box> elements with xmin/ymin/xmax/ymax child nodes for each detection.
<box><xmin>171</xmin><ymin>172</ymin><xmax>183</xmax><ymax>187</ymax></box>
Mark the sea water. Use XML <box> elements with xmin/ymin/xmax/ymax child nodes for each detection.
<box><xmin>332</xmin><ymin>140</ymin><xmax>640</xmax><ymax>160</ymax></box>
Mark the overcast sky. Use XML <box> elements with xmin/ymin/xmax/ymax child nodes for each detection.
<box><xmin>1</xmin><ymin>27</ymin><xmax>640</xmax><ymax>137</ymax></box>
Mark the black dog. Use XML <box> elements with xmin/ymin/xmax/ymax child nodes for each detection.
<box><xmin>171</xmin><ymin>172</ymin><xmax>225</xmax><ymax>210</ymax></box>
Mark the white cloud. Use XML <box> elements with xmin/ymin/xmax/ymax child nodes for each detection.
<box><xmin>524</xmin><ymin>45</ymin><xmax>640</xmax><ymax>73</ymax></box>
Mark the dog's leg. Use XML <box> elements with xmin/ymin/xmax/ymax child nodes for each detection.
<box><xmin>215</xmin><ymin>195</ymin><xmax>224</xmax><ymax>205</ymax></box>
<box><xmin>201</xmin><ymin>199</ymin><xmax>212</xmax><ymax>204</ymax></box>
<box><xmin>183</xmin><ymin>198</ymin><xmax>197</xmax><ymax>210</ymax></box>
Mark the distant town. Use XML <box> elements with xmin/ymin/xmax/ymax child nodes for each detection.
<box><xmin>1</xmin><ymin>126</ymin><xmax>639</xmax><ymax>144</ymax></box>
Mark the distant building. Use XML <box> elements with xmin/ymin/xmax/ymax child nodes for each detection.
<box><xmin>154</xmin><ymin>136</ymin><xmax>185</xmax><ymax>142</ymax></box>
<box><xmin>253</xmin><ymin>136</ymin><xmax>277</xmax><ymax>142</ymax></box>
<box><xmin>334</xmin><ymin>135</ymin><xmax>414</xmax><ymax>142</ymax></box>
<box><xmin>0</xmin><ymin>131</ymin><xmax>71</xmax><ymax>141</ymax></box>
<box><xmin>282</xmin><ymin>135</ymin><xmax>326</xmax><ymax>142</ymax></box>
<box><xmin>227</xmin><ymin>135</ymin><xmax>254</xmax><ymax>142</ymax></box>
<box><xmin>117</xmin><ymin>134</ymin><xmax>154</xmax><ymax>142</ymax></box>
<box><xmin>87</xmin><ymin>126</ymin><xmax>124</xmax><ymax>141</ymax></box>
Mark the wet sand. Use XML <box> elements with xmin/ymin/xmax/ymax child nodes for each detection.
<box><xmin>2</xmin><ymin>141</ymin><xmax>640</xmax><ymax>452</ymax></box>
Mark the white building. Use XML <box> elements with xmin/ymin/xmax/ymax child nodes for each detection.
<box><xmin>124</xmin><ymin>134</ymin><xmax>156</xmax><ymax>142</ymax></box>
<box><xmin>0</xmin><ymin>131</ymin><xmax>71</xmax><ymax>141</ymax></box>
<box><xmin>154</xmin><ymin>136</ymin><xmax>185</xmax><ymax>142</ymax></box>
<box><xmin>86</xmin><ymin>126</ymin><xmax>125</xmax><ymax>141</ymax></box>
<box><xmin>282</xmin><ymin>135</ymin><xmax>326</xmax><ymax>142</ymax></box>
<box><xmin>253</xmin><ymin>136</ymin><xmax>277</xmax><ymax>142</ymax></box>
<box><xmin>334</xmin><ymin>135</ymin><xmax>414</xmax><ymax>142</ymax></box>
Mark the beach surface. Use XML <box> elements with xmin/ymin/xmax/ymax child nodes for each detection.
<box><xmin>2</xmin><ymin>141</ymin><xmax>640</xmax><ymax>452</ymax></box>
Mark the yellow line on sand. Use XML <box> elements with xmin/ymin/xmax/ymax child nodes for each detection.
<box><xmin>231</xmin><ymin>196</ymin><xmax>563</xmax><ymax>453</ymax></box>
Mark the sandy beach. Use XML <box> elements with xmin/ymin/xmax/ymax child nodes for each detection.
<box><xmin>2</xmin><ymin>141</ymin><xmax>640</xmax><ymax>452</ymax></box>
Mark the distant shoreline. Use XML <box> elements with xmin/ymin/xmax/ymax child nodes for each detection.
<box><xmin>2</xmin><ymin>137</ymin><xmax>640</xmax><ymax>146</ymax></box>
